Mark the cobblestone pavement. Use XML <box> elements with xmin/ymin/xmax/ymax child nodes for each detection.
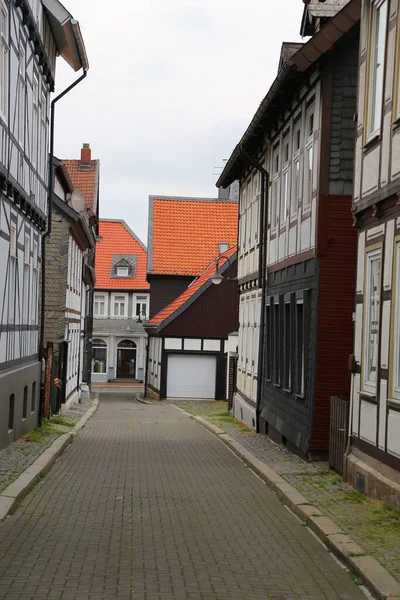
<box><xmin>0</xmin><ymin>394</ymin><xmax>366</xmax><ymax>600</ymax></box>
<box><xmin>177</xmin><ymin>401</ymin><xmax>400</xmax><ymax>584</ymax></box>
<box><xmin>0</xmin><ymin>398</ymin><xmax>92</xmax><ymax>494</ymax></box>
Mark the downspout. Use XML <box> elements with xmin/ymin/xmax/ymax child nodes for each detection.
<box><xmin>38</xmin><ymin>69</ymin><xmax>88</xmax><ymax>425</ymax></box>
<box><xmin>237</xmin><ymin>145</ymin><xmax>270</xmax><ymax>433</ymax></box>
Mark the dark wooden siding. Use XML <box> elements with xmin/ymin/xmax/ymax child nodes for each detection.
<box><xmin>310</xmin><ymin>195</ymin><xmax>357</xmax><ymax>452</ymax></box>
<box><xmin>149</xmin><ymin>276</ymin><xmax>195</xmax><ymax>318</ymax></box>
<box><xmin>162</xmin><ymin>263</ymin><xmax>238</xmax><ymax>339</ymax></box>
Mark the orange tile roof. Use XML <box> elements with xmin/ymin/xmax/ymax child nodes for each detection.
<box><xmin>64</xmin><ymin>158</ymin><xmax>99</xmax><ymax>212</ymax></box>
<box><xmin>148</xmin><ymin>196</ymin><xmax>238</xmax><ymax>276</ymax></box>
<box><xmin>147</xmin><ymin>246</ymin><xmax>237</xmax><ymax>328</ymax></box>
<box><xmin>95</xmin><ymin>220</ymin><xmax>150</xmax><ymax>290</ymax></box>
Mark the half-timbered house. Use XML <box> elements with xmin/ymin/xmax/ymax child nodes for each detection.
<box><xmin>347</xmin><ymin>0</ymin><xmax>400</xmax><ymax>507</ymax></box>
<box><xmin>217</xmin><ymin>0</ymin><xmax>360</xmax><ymax>457</ymax></box>
<box><xmin>0</xmin><ymin>0</ymin><xmax>87</xmax><ymax>448</ymax></box>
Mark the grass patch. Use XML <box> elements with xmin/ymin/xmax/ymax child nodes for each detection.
<box><xmin>347</xmin><ymin>572</ymin><xmax>363</xmax><ymax>586</ymax></box>
<box><xmin>176</xmin><ymin>401</ymin><xmax>252</xmax><ymax>434</ymax></box>
<box><xmin>24</xmin><ymin>415</ymin><xmax>75</xmax><ymax>444</ymax></box>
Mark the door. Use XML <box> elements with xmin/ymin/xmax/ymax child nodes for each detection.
<box><xmin>117</xmin><ymin>340</ymin><xmax>137</xmax><ymax>379</ymax></box>
<box><xmin>167</xmin><ymin>354</ymin><xmax>217</xmax><ymax>399</ymax></box>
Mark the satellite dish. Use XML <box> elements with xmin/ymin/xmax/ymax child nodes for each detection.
<box><xmin>70</xmin><ymin>190</ymin><xmax>86</xmax><ymax>213</ymax></box>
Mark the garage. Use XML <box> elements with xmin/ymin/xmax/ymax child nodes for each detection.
<box><xmin>167</xmin><ymin>354</ymin><xmax>217</xmax><ymax>399</ymax></box>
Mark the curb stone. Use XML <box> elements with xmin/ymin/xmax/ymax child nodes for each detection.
<box><xmin>0</xmin><ymin>396</ymin><xmax>99</xmax><ymax>522</ymax></box>
<box><xmin>135</xmin><ymin>393</ymin><xmax>153</xmax><ymax>405</ymax></box>
<box><xmin>172</xmin><ymin>404</ymin><xmax>400</xmax><ymax>600</ymax></box>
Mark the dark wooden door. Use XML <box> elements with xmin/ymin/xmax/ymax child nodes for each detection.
<box><xmin>117</xmin><ymin>349</ymin><xmax>136</xmax><ymax>379</ymax></box>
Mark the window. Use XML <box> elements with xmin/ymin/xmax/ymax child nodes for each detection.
<box><xmin>117</xmin><ymin>266</ymin><xmax>129</xmax><ymax>277</ymax></box>
<box><xmin>19</xmin><ymin>46</ymin><xmax>25</xmax><ymax>145</ymax></box>
<box><xmin>23</xmin><ymin>386</ymin><xmax>28</xmax><ymax>419</ymax></box>
<box><xmin>40</xmin><ymin>92</ymin><xmax>47</xmax><ymax>178</ymax></box>
<box><xmin>281</xmin><ymin>169</ymin><xmax>289</xmax><ymax>225</ymax></box>
<box><xmin>112</xmin><ymin>294</ymin><xmax>127</xmax><ymax>317</ymax></box>
<box><xmin>32</xmin><ymin>74</ymin><xmax>39</xmax><ymax>167</ymax></box>
<box><xmin>24</xmin><ymin>232</ymin><xmax>30</xmax><ymax>265</ymax></box>
<box><xmin>296</xmin><ymin>300</ymin><xmax>305</xmax><ymax>396</ymax></box>
<box><xmin>31</xmin><ymin>381</ymin><xmax>36</xmax><ymax>412</ymax></box>
<box><xmin>392</xmin><ymin>243</ymin><xmax>400</xmax><ymax>400</ymax></box>
<box><xmin>272</xmin><ymin>299</ymin><xmax>281</xmax><ymax>385</ymax></box>
<box><xmin>265</xmin><ymin>303</ymin><xmax>272</xmax><ymax>380</ymax></box>
<box><xmin>366</xmin><ymin>0</ymin><xmax>388</xmax><ymax>138</ymax></box>
<box><xmin>304</xmin><ymin>109</ymin><xmax>314</xmax><ymax>211</ymax></box>
<box><xmin>8</xmin><ymin>394</ymin><xmax>14</xmax><ymax>431</ymax></box>
<box><xmin>92</xmin><ymin>339</ymin><xmax>107</xmax><ymax>374</ymax></box>
<box><xmin>271</xmin><ymin>145</ymin><xmax>280</xmax><ymax>229</ymax></box>
<box><xmin>283</xmin><ymin>299</ymin><xmax>292</xmax><ymax>390</ymax></box>
<box><xmin>33</xmin><ymin>240</ymin><xmax>38</xmax><ymax>269</ymax></box>
<box><xmin>10</xmin><ymin>221</ymin><xmax>17</xmax><ymax>258</ymax></box>
<box><xmin>135</xmin><ymin>295</ymin><xmax>148</xmax><ymax>320</ymax></box>
<box><xmin>94</xmin><ymin>293</ymin><xmax>107</xmax><ymax>317</ymax></box>
<box><xmin>363</xmin><ymin>248</ymin><xmax>381</xmax><ymax>393</ymax></box>
<box><xmin>218</xmin><ymin>242</ymin><xmax>229</xmax><ymax>254</ymax></box>
<box><xmin>0</xmin><ymin>2</ymin><xmax>8</xmax><ymax>117</ymax></box>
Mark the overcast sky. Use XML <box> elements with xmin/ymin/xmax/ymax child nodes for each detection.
<box><xmin>54</xmin><ymin>0</ymin><xmax>304</xmax><ymax>244</ymax></box>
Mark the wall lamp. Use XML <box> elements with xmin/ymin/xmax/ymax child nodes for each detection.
<box><xmin>211</xmin><ymin>254</ymin><xmax>234</xmax><ymax>285</ymax></box>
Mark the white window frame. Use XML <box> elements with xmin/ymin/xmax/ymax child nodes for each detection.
<box><xmin>94</xmin><ymin>292</ymin><xmax>108</xmax><ymax>318</ymax></box>
<box><xmin>363</xmin><ymin>247</ymin><xmax>382</xmax><ymax>394</ymax></box>
<box><xmin>291</xmin><ymin>120</ymin><xmax>302</xmax><ymax>221</ymax></box>
<box><xmin>24</xmin><ymin>232</ymin><xmax>30</xmax><ymax>266</ymax></box>
<box><xmin>0</xmin><ymin>2</ymin><xmax>8</xmax><ymax>119</ymax></box>
<box><xmin>134</xmin><ymin>294</ymin><xmax>149</xmax><ymax>320</ymax></box>
<box><xmin>32</xmin><ymin>73</ymin><xmax>39</xmax><ymax>168</ymax></box>
<box><xmin>116</xmin><ymin>266</ymin><xmax>129</xmax><ymax>277</ymax></box>
<box><xmin>303</xmin><ymin>106</ymin><xmax>314</xmax><ymax>213</ymax></box>
<box><xmin>111</xmin><ymin>293</ymin><xmax>128</xmax><ymax>318</ymax></box>
<box><xmin>271</xmin><ymin>145</ymin><xmax>280</xmax><ymax>230</ymax></box>
<box><xmin>10</xmin><ymin>221</ymin><xmax>17</xmax><ymax>258</ymax></box>
<box><xmin>392</xmin><ymin>242</ymin><xmax>400</xmax><ymax>400</ymax></box>
<box><xmin>19</xmin><ymin>45</ymin><xmax>25</xmax><ymax>146</ymax></box>
<box><xmin>366</xmin><ymin>0</ymin><xmax>388</xmax><ymax>140</ymax></box>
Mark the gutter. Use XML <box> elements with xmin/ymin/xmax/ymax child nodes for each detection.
<box><xmin>38</xmin><ymin>65</ymin><xmax>88</xmax><ymax>424</ymax></box>
<box><xmin>236</xmin><ymin>145</ymin><xmax>270</xmax><ymax>433</ymax></box>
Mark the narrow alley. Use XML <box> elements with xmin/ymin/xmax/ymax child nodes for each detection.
<box><xmin>0</xmin><ymin>394</ymin><xmax>365</xmax><ymax>600</ymax></box>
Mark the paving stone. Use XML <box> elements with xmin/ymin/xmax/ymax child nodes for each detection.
<box><xmin>0</xmin><ymin>395</ymin><xmax>367</xmax><ymax>600</ymax></box>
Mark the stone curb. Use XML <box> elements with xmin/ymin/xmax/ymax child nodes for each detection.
<box><xmin>172</xmin><ymin>405</ymin><xmax>400</xmax><ymax>600</ymax></box>
<box><xmin>135</xmin><ymin>393</ymin><xmax>152</xmax><ymax>405</ymax></box>
<box><xmin>0</xmin><ymin>396</ymin><xmax>99</xmax><ymax>522</ymax></box>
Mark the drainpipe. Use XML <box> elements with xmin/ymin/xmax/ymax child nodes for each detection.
<box><xmin>237</xmin><ymin>144</ymin><xmax>270</xmax><ymax>433</ymax></box>
<box><xmin>38</xmin><ymin>69</ymin><xmax>88</xmax><ymax>425</ymax></box>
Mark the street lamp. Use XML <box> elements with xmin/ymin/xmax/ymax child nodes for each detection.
<box><xmin>211</xmin><ymin>254</ymin><xmax>234</xmax><ymax>285</ymax></box>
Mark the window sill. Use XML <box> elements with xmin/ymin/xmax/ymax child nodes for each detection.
<box><xmin>272</xmin><ymin>382</ymin><xmax>281</xmax><ymax>389</ymax></box>
<box><xmin>359</xmin><ymin>391</ymin><xmax>377</xmax><ymax>404</ymax></box>
<box><xmin>294</xmin><ymin>393</ymin><xmax>305</xmax><ymax>402</ymax></box>
<box><xmin>363</xmin><ymin>133</ymin><xmax>380</xmax><ymax>153</ymax></box>
<box><xmin>282</xmin><ymin>387</ymin><xmax>292</xmax><ymax>395</ymax></box>
<box><xmin>388</xmin><ymin>399</ymin><xmax>400</xmax><ymax>412</ymax></box>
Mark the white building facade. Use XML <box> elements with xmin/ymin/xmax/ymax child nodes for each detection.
<box><xmin>0</xmin><ymin>0</ymin><xmax>87</xmax><ymax>448</ymax></box>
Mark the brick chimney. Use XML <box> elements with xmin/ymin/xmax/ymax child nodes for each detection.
<box><xmin>80</xmin><ymin>143</ymin><xmax>91</xmax><ymax>168</ymax></box>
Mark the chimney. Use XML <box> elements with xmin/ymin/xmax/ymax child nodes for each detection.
<box><xmin>80</xmin><ymin>143</ymin><xmax>91</xmax><ymax>168</ymax></box>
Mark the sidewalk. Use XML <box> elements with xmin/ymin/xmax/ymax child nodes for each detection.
<box><xmin>174</xmin><ymin>400</ymin><xmax>400</xmax><ymax>599</ymax></box>
<box><xmin>0</xmin><ymin>397</ymin><xmax>95</xmax><ymax>496</ymax></box>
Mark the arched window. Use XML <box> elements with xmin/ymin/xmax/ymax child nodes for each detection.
<box><xmin>118</xmin><ymin>340</ymin><xmax>137</xmax><ymax>349</ymax></box>
<box><xmin>92</xmin><ymin>339</ymin><xmax>107</xmax><ymax>374</ymax></box>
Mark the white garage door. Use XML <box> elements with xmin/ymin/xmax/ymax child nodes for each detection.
<box><xmin>167</xmin><ymin>354</ymin><xmax>217</xmax><ymax>399</ymax></box>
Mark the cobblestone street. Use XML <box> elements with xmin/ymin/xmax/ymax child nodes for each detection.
<box><xmin>0</xmin><ymin>394</ymin><xmax>366</xmax><ymax>600</ymax></box>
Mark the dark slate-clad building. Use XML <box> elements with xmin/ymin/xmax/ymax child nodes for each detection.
<box><xmin>217</xmin><ymin>0</ymin><xmax>360</xmax><ymax>458</ymax></box>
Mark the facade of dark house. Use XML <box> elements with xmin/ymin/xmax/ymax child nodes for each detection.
<box><xmin>146</xmin><ymin>195</ymin><xmax>238</xmax><ymax>319</ymax></box>
<box><xmin>217</xmin><ymin>0</ymin><xmax>361</xmax><ymax>459</ymax></box>
<box><xmin>346</xmin><ymin>0</ymin><xmax>400</xmax><ymax>507</ymax></box>
<box><xmin>43</xmin><ymin>159</ymin><xmax>96</xmax><ymax>412</ymax></box>
<box><xmin>145</xmin><ymin>248</ymin><xmax>238</xmax><ymax>400</ymax></box>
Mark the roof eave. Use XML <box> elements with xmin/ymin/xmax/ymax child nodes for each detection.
<box><xmin>42</xmin><ymin>0</ymin><xmax>89</xmax><ymax>71</ymax></box>
<box><xmin>217</xmin><ymin>0</ymin><xmax>361</xmax><ymax>189</ymax></box>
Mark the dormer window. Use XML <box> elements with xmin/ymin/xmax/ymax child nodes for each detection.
<box><xmin>117</xmin><ymin>266</ymin><xmax>129</xmax><ymax>277</ymax></box>
<box><xmin>219</xmin><ymin>242</ymin><xmax>229</xmax><ymax>254</ymax></box>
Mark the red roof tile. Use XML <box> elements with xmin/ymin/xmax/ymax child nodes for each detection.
<box><xmin>64</xmin><ymin>158</ymin><xmax>99</xmax><ymax>212</ymax></box>
<box><xmin>95</xmin><ymin>220</ymin><xmax>150</xmax><ymax>290</ymax></box>
<box><xmin>147</xmin><ymin>246</ymin><xmax>237</xmax><ymax>327</ymax></box>
<box><xmin>148</xmin><ymin>197</ymin><xmax>238</xmax><ymax>276</ymax></box>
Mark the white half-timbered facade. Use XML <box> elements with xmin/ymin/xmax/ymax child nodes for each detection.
<box><xmin>0</xmin><ymin>0</ymin><xmax>88</xmax><ymax>448</ymax></box>
<box><xmin>347</xmin><ymin>0</ymin><xmax>400</xmax><ymax>507</ymax></box>
<box><xmin>218</xmin><ymin>1</ymin><xmax>360</xmax><ymax>458</ymax></box>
